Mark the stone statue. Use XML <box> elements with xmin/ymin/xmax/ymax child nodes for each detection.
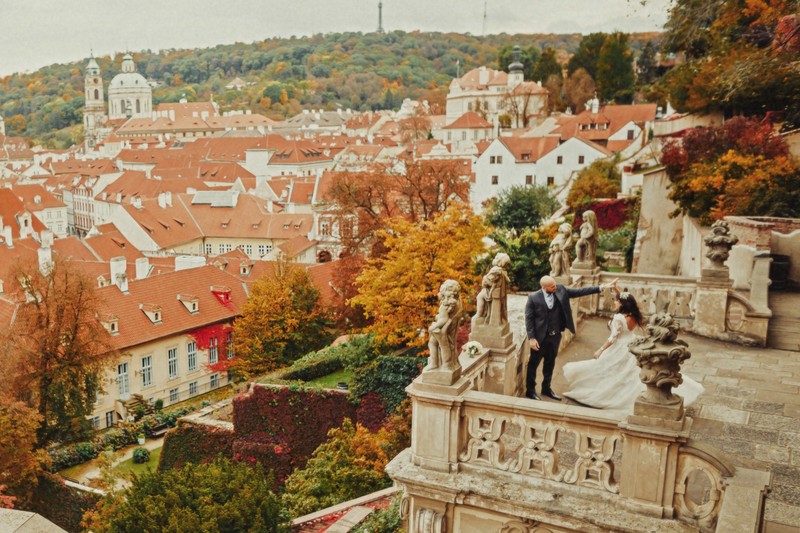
<box><xmin>703</xmin><ymin>220</ymin><xmax>739</xmax><ymax>268</ymax></box>
<box><xmin>549</xmin><ymin>222</ymin><xmax>574</xmax><ymax>278</ymax></box>
<box><xmin>427</xmin><ymin>279</ymin><xmax>463</xmax><ymax>372</ymax></box>
<box><xmin>628</xmin><ymin>313</ymin><xmax>691</xmax><ymax>408</ymax></box>
<box><xmin>574</xmin><ymin>210</ymin><xmax>599</xmax><ymax>266</ymax></box>
<box><xmin>474</xmin><ymin>253</ymin><xmax>511</xmax><ymax>327</ymax></box>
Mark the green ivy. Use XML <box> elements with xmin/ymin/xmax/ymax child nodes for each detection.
<box><xmin>350</xmin><ymin>356</ymin><xmax>423</xmax><ymax>413</ymax></box>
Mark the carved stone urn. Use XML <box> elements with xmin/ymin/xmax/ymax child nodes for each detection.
<box><xmin>628</xmin><ymin>313</ymin><xmax>691</xmax><ymax>420</ymax></box>
<box><xmin>703</xmin><ymin>219</ymin><xmax>738</xmax><ymax>269</ymax></box>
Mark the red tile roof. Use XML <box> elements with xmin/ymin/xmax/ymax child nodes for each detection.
<box><xmin>11</xmin><ymin>184</ymin><xmax>66</xmax><ymax>210</ymax></box>
<box><xmin>0</xmin><ymin>189</ymin><xmax>48</xmax><ymax>239</ymax></box>
<box><xmin>499</xmin><ymin>136</ymin><xmax>560</xmax><ymax>162</ymax></box>
<box><xmin>457</xmin><ymin>67</ymin><xmax>508</xmax><ymax>89</ymax></box>
<box><xmin>97</xmin><ymin>265</ymin><xmax>246</xmax><ymax>350</ymax></box>
<box><xmin>443</xmin><ymin>111</ymin><xmax>493</xmax><ymax>130</ymax></box>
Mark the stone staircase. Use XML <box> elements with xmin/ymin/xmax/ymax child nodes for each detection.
<box><xmin>768</xmin><ymin>290</ymin><xmax>800</xmax><ymax>351</ymax></box>
<box><xmin>123</xmin><ymin>394</ymin><xmax>154</xmax><ymax>417</ymax></box>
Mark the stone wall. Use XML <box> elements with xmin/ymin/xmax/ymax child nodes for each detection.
<box><xmin>631</xmin><ymin>168</ymin><xmax>684</xmax><ymax>275</ymax></box>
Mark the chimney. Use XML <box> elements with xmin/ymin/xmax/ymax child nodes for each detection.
<box><xmin>3</xmin><ymin>225</ymin><xmax>13</xmax><ymax>248</ymax></box>
<box><xmin>110</xmin><ymin>256</ymin><xmax>128</xmax><ymax>292</ymax></box>
<box><xmin>38</xmin><ymin>246</ymin><xmax>53</xmax><ymax>275</ymax></box>
<box><xmin>175</xmin><ymin>256</ymin><xmax>207</xmax><ymax>271</ymax></box>
<box><xmin>135</xmin><ymin>257</ymin><xmax>150</xmax><ymax>280</ymax></box>
<box><xmin>591</xmin><ymin>95</ymin><xmax>600</xmax><ymax>114</ymax></box>
<box><xmin>157</xmin><ymin>192</ymin><xmax>166</xmax><ymax>208</ymax></box>
<box><xmin>165</xmin><ymin>191</ymin><xmax>172</xmax><ymax>207</ymax></box>
<box><xmin>132</xmin><ymin>197</ymin><xmax>142</xmax><ymax>209</ymax></box>
<box><xmin>478</xmin><ymin>66</ymin><xmax>489</xmax><ymax>86</ymax></box>
<box><xmin>40</xmin><ymin>229</ymin><xmax>54</xmax><ymax>248</ymax></box>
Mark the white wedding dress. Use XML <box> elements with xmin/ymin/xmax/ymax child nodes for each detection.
<box><xmin>562</xmin><ymin>314</ymin><xmax>704</xmax><ymax>412</ymax></box>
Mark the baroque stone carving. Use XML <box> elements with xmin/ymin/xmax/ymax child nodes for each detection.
<box><xmin>628</xmin><ymin>313</ymin><xmax>691</xmax><ymax>407</ymax></box>
<box><xmin>425</xmin><ymin>279</ymin><xmax>463</xmax><ymax>377</ymax></box>
<box><xmin>573</xmin><ymin>210</ymin><xmax>598</xmax><ymax>268</ymax></box>
<box><xmin>673</xmin><ymin>452</ymin><xmax>727</xmax><ymax>532</ymax></box>
<box><xmin>415</xmin><ymin>508</ymin><xmax>446</xmax><ymax>533</ymax></box>
<box><xmin>703</xmin><ymin>220</ymin><xmax>738</xmax><ymax>268</ymax></box>
<box><xmin>548</xmin><ymin>223</ymin><xmax>573</xmax><ymax>278</ymax></box>
<box><xmin>499</xmin><ymin>518</ymin><xmax>539</xmax><ymax>533</ymax></box>
<box><xmin>474</xmin><ymin>253</ymin><xmax>511</xmax><ymax>327</ymax></box>
<box><xmin>459</xmin><ymin>412</ymin><xmax>620</xmax><ymax>494</ymax></box>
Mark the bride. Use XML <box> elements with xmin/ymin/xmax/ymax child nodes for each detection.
<box><xmin>562</xmin><ymin>290</ymin><xmax>704</xmax><ymax>411</ymax></box>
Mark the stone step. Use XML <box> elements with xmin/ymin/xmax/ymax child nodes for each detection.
<box><xmin>767</xmin><ymin>317</ymin><xmax>800</xmax><ymax>351</ymax></box>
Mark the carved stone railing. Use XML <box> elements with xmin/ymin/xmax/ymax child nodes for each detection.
<box><xmin>458</xmin><ymin>390</ymin><xmax>622</xmax><ymax>495</ymax></box>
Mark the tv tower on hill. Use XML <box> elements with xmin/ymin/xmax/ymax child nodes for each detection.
<box><xmin>378</xmin><ymin>1</ymin><xmax>385</xmax><ymax>34</ymax></box>
<box><xmin>482</xmin><ymin>1</ymin><xmax>487</xmax><ymax>36</ymax></box>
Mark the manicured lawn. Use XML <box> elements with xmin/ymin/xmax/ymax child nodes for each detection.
<box><xmin>113</xmin><ymin>447</ymin><xmax>162</xmax><ymax>477</ymax></box>
<box><xmin>305</xmin><ymin>368</ymin><xmax>354</xmax><ymax>389</ymax></box>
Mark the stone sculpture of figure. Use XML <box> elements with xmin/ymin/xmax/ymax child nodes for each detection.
<box><xmin>549</xmin><ymin>222</ymin><xmax>574</xmax><ymax>277</ymax></box>
<box><xmin>574</xmin><ymin>210</ymin><xmax>599</xmax><ymax>265</ymax></box>
<box><xmin>703</xmin><ymin>220</ymin><xmax>739</xmax><ymax>268</ymax></box>
<box><xmin>427</xmin><ymin>280</ymin><xmax>463</xmax><ymax>371</ymax></box>
<box><xmin>474</xmin><ymin>253</ymin><xmax>511</xmax><ymax>327</ymax></box>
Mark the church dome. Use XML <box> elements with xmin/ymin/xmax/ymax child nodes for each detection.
<box><xmin>108</xmin><ymin>54</ymin><xmax>148</xmax><ymax>90</ymax></box>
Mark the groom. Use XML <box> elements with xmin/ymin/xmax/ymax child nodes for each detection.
<box><xmin>524</xmin><ymin>275</ymin><xmax>617</xmax><ymax>401</ymax></box>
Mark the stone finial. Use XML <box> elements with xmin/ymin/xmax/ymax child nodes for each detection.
<box><xmin>628</xmin><ymin>314</ymin><xmax>691</xmax><ymax>414</ymax></box>
<box><xmin>703</xmin><ymin>220</ymin><xmax>739</xmax><ymax>268</ymax></box>
<box><xmin>423</xmin><ymin>279</ymin><xmax>463</xmax><ymax>385</ymax></box>
<box><xmin>572</xmin><ymin>210</ymin><xmax>599</xmax><ymax>269</ymax></box>
<box><xmin>549</xmin><ymin>222</ymin><xmax>573</xmax><ymax>278</ymax></box>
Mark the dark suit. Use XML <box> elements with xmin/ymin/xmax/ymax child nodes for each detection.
<box><xmin>524</xmin><ymin>284</ymin><xmax>600</xmax><ymax>394</ymax></box>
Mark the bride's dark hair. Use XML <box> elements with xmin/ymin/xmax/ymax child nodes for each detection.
<box><xmin>617</xmin><ymin>292</ymin><xmax>644</xmax><ymax>325</ymax></box>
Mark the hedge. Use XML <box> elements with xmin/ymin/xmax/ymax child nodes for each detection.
<box><xmin>25</xmin><ymin>472</ymin><xmax>101</xmax><ymax>533</ymax></box>
<box><xmin>158</xmin><ymin>421</ymin><xmax>235</xmax><ymax>472</ymax></box>
<box><xmin>350</xmin><ymin>356</ymin><xmax>424</xmax><ymax>414</ymax></box>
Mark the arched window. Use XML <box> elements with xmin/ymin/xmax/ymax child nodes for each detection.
<box><xmin>136</xmin><ymin>99</ymin><xmax>141</xmax><ymax>114</ymax></box>
<box><xmin>94</xmin><ymin>89</ymin><xmax>99</xmax><ymax>100</ymax></box>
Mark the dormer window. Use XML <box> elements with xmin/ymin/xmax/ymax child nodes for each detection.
<box><xmin>98</xmin><ymin>313</ymin><xmax>119</xmax><ymax>336</ymax></box>
<box><xmin>210</xmin><ymin>285</ymin><xmax>232</xmax><ymax>304</ymax></box>
<box><xmin>139</xmin><ymin>303</ymin><xmax>163</xmax><ymax>324</ymax></box>
<box><xmin>177</xmin><ymin>294</ymin><xmax>199</xmax><ymax>314</ymax></box>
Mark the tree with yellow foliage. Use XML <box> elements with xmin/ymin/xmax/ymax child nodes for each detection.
<box><xmin>351</xmin><ymin>202</ymin><xmax>487</xmax><ymax>347</ymax></box>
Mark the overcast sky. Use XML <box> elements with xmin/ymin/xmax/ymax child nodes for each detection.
<box><xmin>1</xmin><ymin>0</ymin><xmax>671</xmax><ymax>77</ymax></box>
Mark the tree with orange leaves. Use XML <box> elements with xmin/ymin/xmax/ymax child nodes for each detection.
<box><xmin>1</xmin><ymin>256</ymin><xmax>116</xmax><ymax>445</ymax></box>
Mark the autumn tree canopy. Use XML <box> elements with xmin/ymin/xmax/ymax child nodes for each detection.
<box><xmin>661</xmin><ymin>116</ymin><xmax>800</xmax><ymax>223</ymax></box>
<box><xmin>566</xmin><ymin>158</ymin><xmax>622</xmax><ymax>211</ymax></box>
<box><xmin>658</xmin><ymin>0</ymin><xmax>800</xmax><ymax>126</ymax></box>
<box><xmin>351</xmin><ymin>202</ymin><xmax>487</xmax><ymax>347</ymax></box>
<box><xmin>1</xmin><ymin>257</ymin><xmax>115</xmax><ymax>445</ymax></box>
<box><xmin>0</xmin><ymin>398</ymin><xmax>45</xmax><ymax>507</ymax></box>
<box><xmin>230</xmin><ymin>262</ymin><xmax>331</xmax><ymax>378</ymax></box>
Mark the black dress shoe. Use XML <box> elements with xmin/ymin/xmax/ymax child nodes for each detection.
<box><xmin>525</xmin><ymin>390</ymin><xmax>541</xmax><ymax>400</ymax></box>
<box><xmin>541</xmin><ymin>389</ymin><xmax>562</xmax><ymax>401</ymax></box>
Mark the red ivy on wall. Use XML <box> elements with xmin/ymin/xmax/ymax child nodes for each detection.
<box><xmin>189</xmin><ymin>323</ymin><xmax>234</xmax><ymax>372</ymax></box>
<box><xmin>574</xmin><ymin>198</ymin><xmax>634</xmax><ymax>231</ymax></box>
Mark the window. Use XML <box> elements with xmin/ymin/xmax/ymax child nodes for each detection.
<box><xmin>210</xmin><ymin>374</ymin><xmax>219</xmax><ymax>389</ymax></box>
<box><xmin>557</xmin><ymin>156</ymin><xmax>563</xmax><ymax>165</ymax></box>
<box><xmin>218</xmin><ymin>244</ymin><xmax>226</xmax><ymax>254</ymax></box>
<box><xmin>224</xmin><ymin>244</ymin><xmax>233</xmax><ymax>253</ymax></box>
<box><xmin>205</xmin><ymin>243</ymin><xmax>212</xmax><ymax>254</ymax></box>
<box><xmin>189</xmin><ymin>381</ymin><xmax>198</xmax><ymax>396</ymax></box>
<box><xmin>209</xmin><ymin>337</ymin><xmax>218</xmax><ymax>365</ymax></box>
<box><xmin>244</xmin><ymin>244</ymin><xmax>253</xmax><ymax>256</ymax></box>
<box><xmin>258</xmin><ymin>244</ymin><xmax>267</xmax><ymax>256</ymax></box>
<box><xmin>187</xmin><ymin>342</ymin><xmax>197</xmax><ymax>372</ymax></box>
<box><xmin>91</xmin><ymin>416</ymin><xmax>101</xmax><ymax>430</ymax></box>
<box><xmin>105</xmin><ymin>411</ymin><xmax>115</xmax><ymax>428</ymax></box>
<box><xmin>491</xmin><ymin>176</ymin><xmax>499</xmax><ymax>185</ymax></box>
<box><xmin>547</xmin><ymin>176</ymin><xmax>555</xmax><ymax>187</ymax></box>
<box><xmin>627</xmin><ymin>129</ymin><xmax>635</xmax><ymax>140</ymax></box>
<box><xmin>489</xmin><ymin>156</ymin><xmax>496</xmax><ymax>164</ymax></box>
<box><xmin>525</xmin><ymin>175</ymin><xmax>533</xmax><ymax>185</ymax></box>
<box><xmin>141</xmin><ymin>355</ymin><xmax>152</xmax><ymax>388</ymax></box>
<box><xmin>319</xmin><ymin>220</ymin><xmax>330</xmax><ymax>236</ymax></box>
<box><xmin>168</xmin><ymin>347</ymin><xmax>178</xmax><ymax>379</ymax></box>
<box><xmin>226</xmin><ymin>331</ymin><xmax>234</xmax><ymax>359</ymax></box>
<box><xmin>169</xmin><ymin>388</ymin><xmax>179</xmax><ymax>403</ymax></box>
<box><xmin>461</xmin><ymin>131</ymin><xmax>467</xmax><ymax>141</ymax></box>
<box><xmin>496</xmin><ymin>156</ymin><xmax>503</xmax><ymax>164</ymax></box>
<box><xmin>117</xmin><ymin>363</ymin><xmax>129</xmax><ymax>397</ymax></box>
<box><xmin>578</xmin><ymin>155</ymin><xmax>585</xmax><ymax>164</ymax></box>
<box><xmin>265</xmin><ymin>243</ymin><xmax>273</xmax><ymax>252</ymax></box>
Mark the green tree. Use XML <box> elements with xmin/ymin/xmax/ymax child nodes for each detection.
<box><xmin>485</xmin><ymin>185</ymin><xmax>559</xmax><ymax>236</ymax></box>
<box><xmin>230</xmin><ymin>262</ymin><xmax>331</xmax><ymax>378</ymax></box>
<box><xmin>531</xmin><ymin>47</ymin><xmax>562</xmax><ymax>83</ymax></box>
<box><xmin>1</xmin><ymin>257</ymin><xmax>115</xmax><ymax>445</ymax></box>
<box><xmin>566</xmin><ymin>158</ymin><xmax>621</xmax><ymax>210</ymax></box>
<box><xmin>596</xmin><ymin>32</ymin><xmax>635</xmax><ymax>103</ymax></box>
<box><xmin>487</xmin><ymin>227</ymin><xmax>553</xmax><ymax>291</ymax></box>
<box><xmin>282</xmin><ymin>419</ymin><xmax>391</xmax><ymax>518</ymax></box>
<box><xmin>82</xmin><ymin>457</ymin><xmax>287</xmax><ymax>533</ymax></box>
<box><xmin>498</xmin><ymin>44</ymin><xmax>541</xmax><ymax>80</ymax></box>
<box><xmin>636</xmin><ymin>40</ymin><xmax>658</xmax><ymax>85</ymax></box>
<box><xmin>567</xmin><ymin>33</ymin><xmax>608</xmax><ymax>78</ymax></box>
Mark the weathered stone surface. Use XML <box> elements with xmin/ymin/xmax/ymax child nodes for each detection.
<box><xmin>754</xmin><ymin>444</ymin><xmax>792</xmax><ymax>464</ymax></box>
<box><xmin>743</xmin><ymin>400</ymin><xmax>787</xmax><ymax>415</ymax></box>
<box><xmin>699</xmin><ymin>404</ymin><xmax>750</xmax><ymax>424</ymax></box>
<box><xmin>723</xmin><ymin>424</ymin><xmax>780</xmax><ymax>444</ymax></box>
<box><xmin>765</xmin><ymin>500</ymin><xmax>800</xmax><ymax>531</ymax></box>
<box><xmin>750</xmin><ymin>412</ymin><xmax>800</xmax><ymax>432</ymax></box>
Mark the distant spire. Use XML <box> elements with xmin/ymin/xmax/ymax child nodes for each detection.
<box><xmin>482</xmin><ymin>1</ymin><xmax>487</xmax><ymax>37</ymax></box>
<box><xmin>377</xmin><ymin>1</ymin><xmax>384</xmax><ymax>34</ymax></box>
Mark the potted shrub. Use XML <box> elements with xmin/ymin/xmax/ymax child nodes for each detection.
<box><xmin>136</xmin><ymin>433</ymin><xmax>145</xmax><ymax>445</ymax></box>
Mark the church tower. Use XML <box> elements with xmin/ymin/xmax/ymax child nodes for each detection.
<box><xmin>507</xmin><ymin>45</ymin><xmax>524</xmax><ymax>88</ymax></box>
<box><xmin>83</xmin><ymin>55</ymin><xmax>106</xmax><ymax>149</ymax></box>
